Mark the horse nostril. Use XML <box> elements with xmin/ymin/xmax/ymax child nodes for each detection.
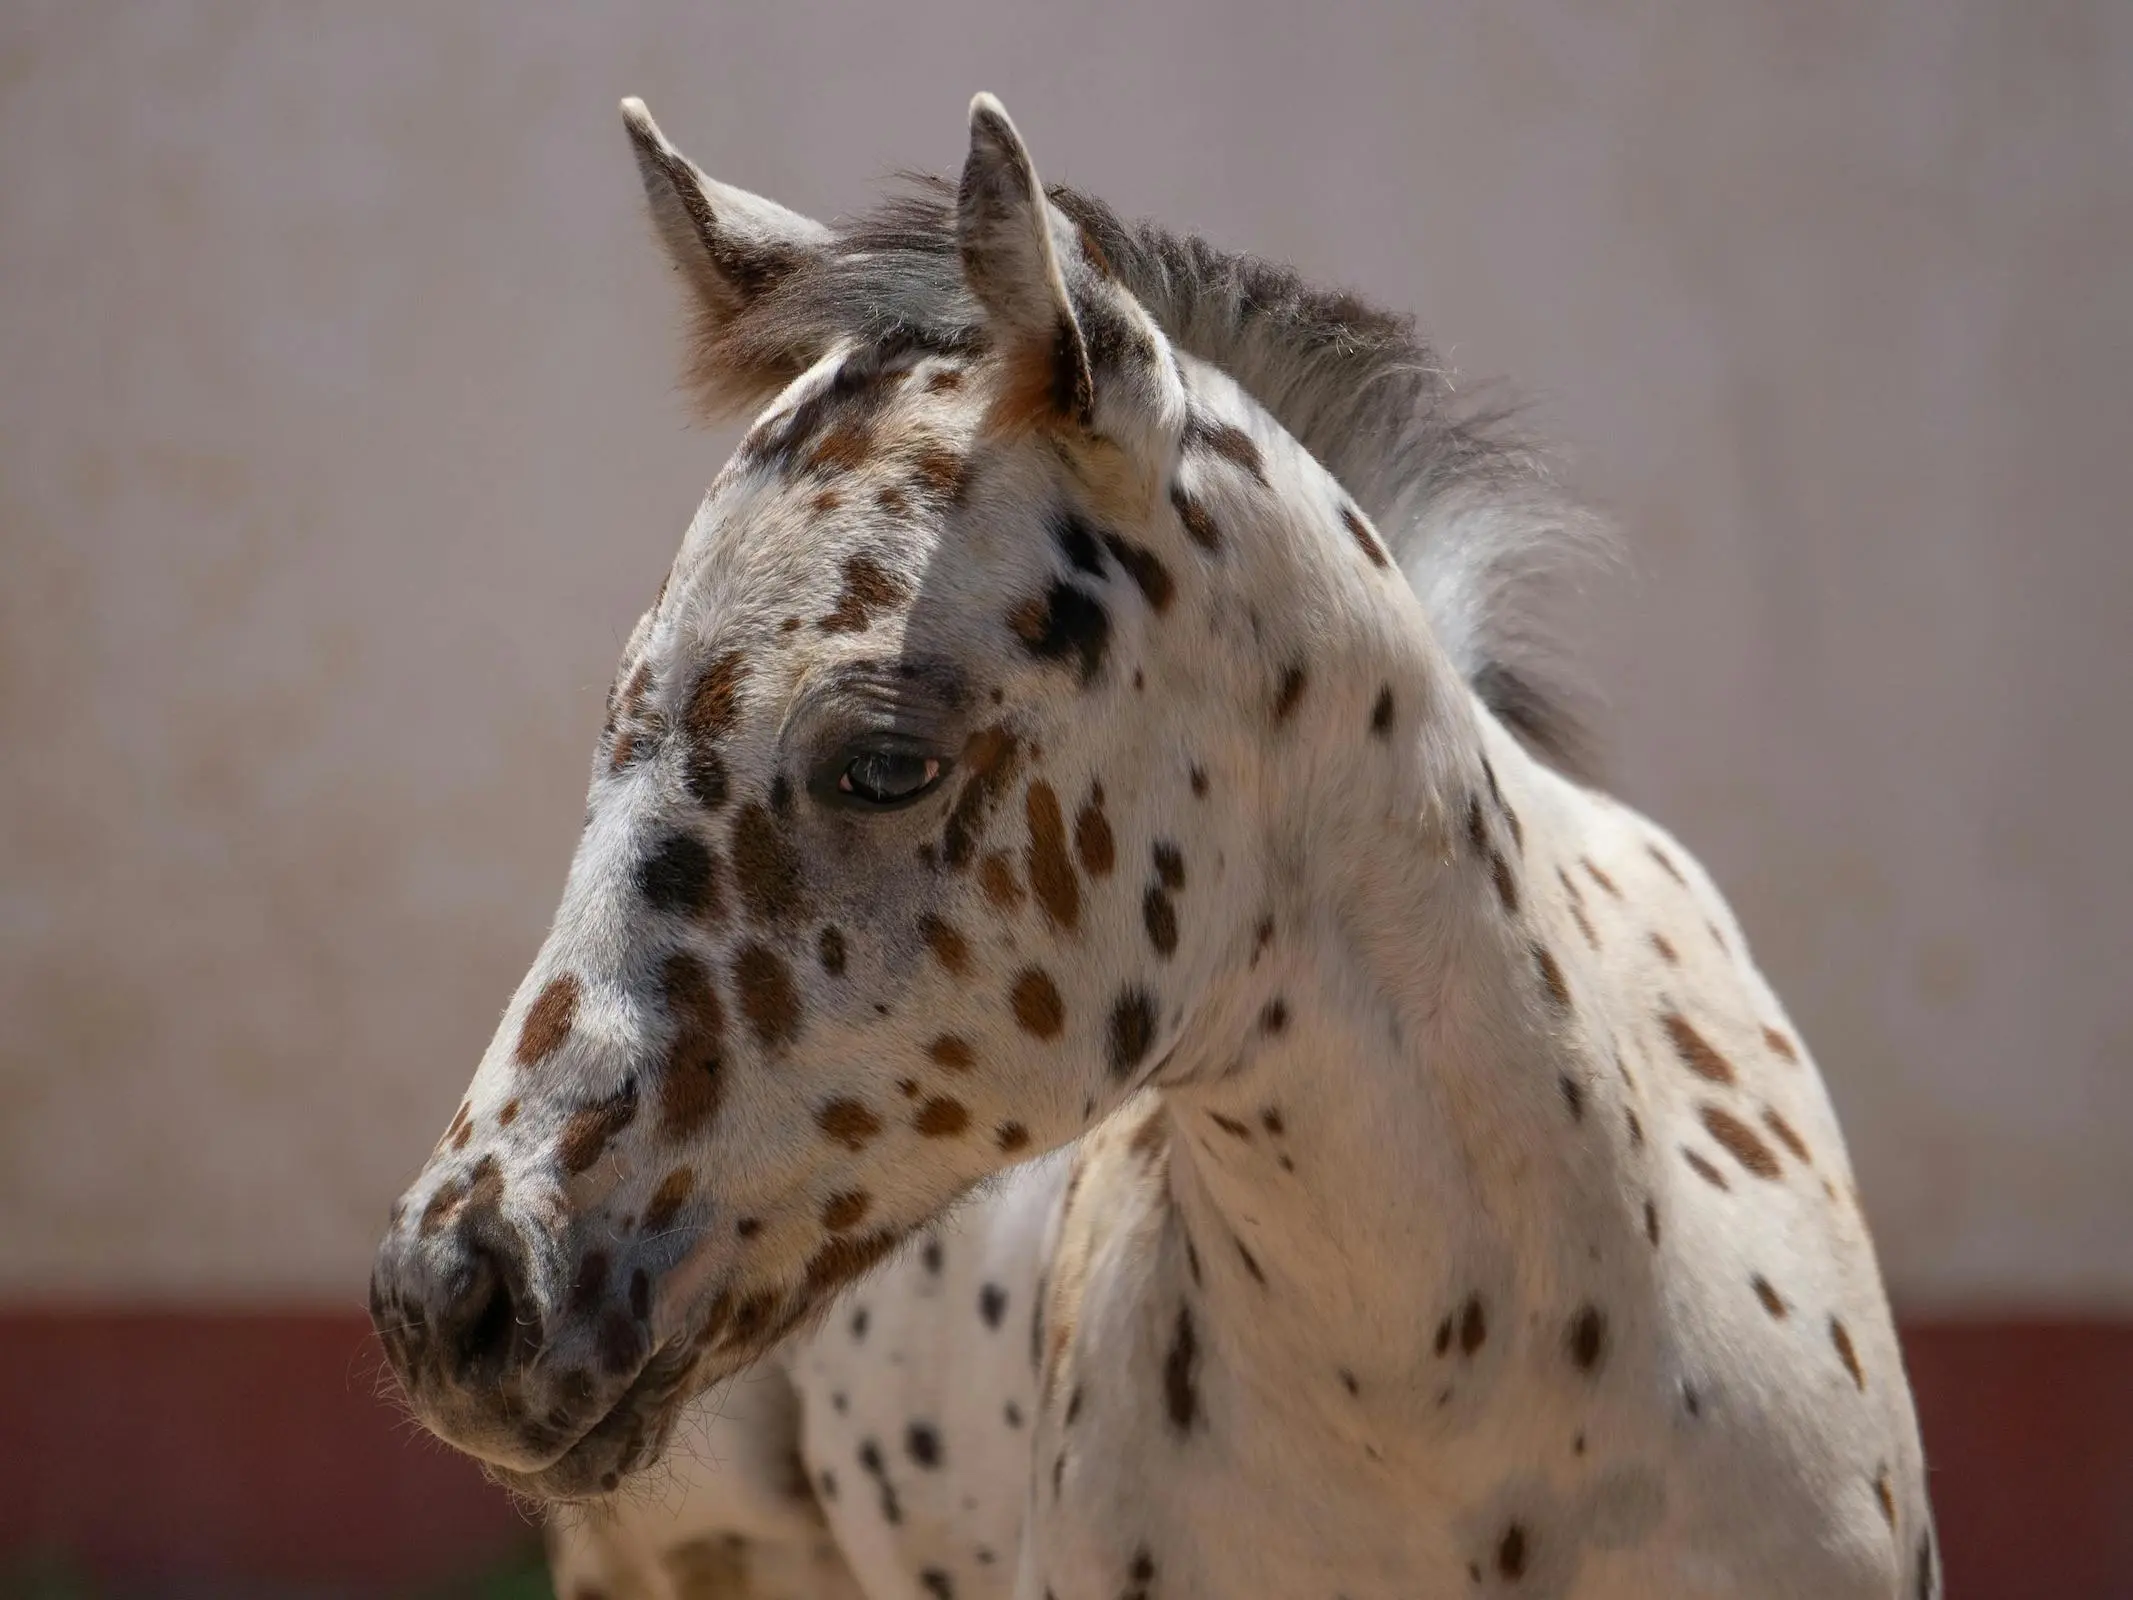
<box><xmin>448</xmin><ymin>1247</ymin><xmax>521</xmax><ymax>1384</ymax></box>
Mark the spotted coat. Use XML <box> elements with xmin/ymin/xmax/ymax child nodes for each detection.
<box><xmin>375</xmin><ymin>93</ymin><xmax>1937</xmax><ymax>1600</ymax></box>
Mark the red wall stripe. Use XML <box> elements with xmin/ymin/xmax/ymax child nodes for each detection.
<box><xmin>0</xmin><ymin>1312</ymin><xmax>2127</xmax><ymax>1595</ymax></box>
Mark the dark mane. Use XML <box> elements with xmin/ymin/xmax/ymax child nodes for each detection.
<box><xmin>709</xmin><ymin>176</ymin><xmax>1607</xmax><ymax>777</ymax></box>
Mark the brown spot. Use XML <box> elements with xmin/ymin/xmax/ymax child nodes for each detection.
<box><xmin>979</xmin><ymin>850</ymin><xmax>1025</xmax><ymax>909</ymax></box>
<box><xmin>943</xmin><ymin>727</ymin><xmax>1023</xmax><ymax>869</ymax></box>
<box><xmin>1874</xmin><ymin>1470</ymin><xmax>1896</xmax><ymax>1529</ymax></box>
<box><xmin>1185</xmin><ymin>415</ymin><xmax>1268</xmax><ymax>484</ymax></box>
<box><xmin>996</xmin><ymin>1122</ymin><xmax>1031</xmax><ymax>1154</ymax></box>
<box><xmin>658</xmin><ymin>951</ymin><xmax>726</xmax><ymax>1136</ymax></box>
<box><xmin>1644</xmin><ymin>1198</ymin><xmax>1661</xmax><ymax>1245</ymax></box>
<box><xmin>644</xmin><ymin>1168</ymin><xmax>694</xmax><ymax>1233</ymax></box>
<box><xmin>1533</xmin><ymin>943</ymin><xmax>1570</xmax><ymax>1008</ymax></box>
<box><xmin>1009</xmin><ymin>582</ymin><xmax>1110</xmax><ymax>684</ymax></box>
<box><xmin>1024</xmin><ymin>782</ymin><xmax>1081</xmax><ymax>931</ymax></box>
<box><xmin>819</xmin><ymin>554</ymin><xmax>909</xmax><ymax>633</ymax></box>
<box><xmin>498</xmin><ymin>1099</ymin><xmax>519</xmax><ymax>1126</ymax></box>
<box><xmin>1661</xmin><ymin>1013</ymin><xmax>1736</xmax><ymax>1084</ymax></box>
<box><xmin>517</xmin><ymin>975</ymin><xmax>580</xmax><ymax>1067</ymax></box>
<box><xmin>1107</xmin><ymin>989</ymin><xmax>1158</xmax><ymax>1078</ymax></box>
<box><xmin>1647</xmin><ymin>842</ymin><xmax>1687</xmax><ymax>884</ymax></box>
<box><xmin>1701</xmin><ymin>1105</ymin><xmax>1781</xmax><ymax>1179</ymax></box>
<box><xmin>560</xmin><ymin>1080</ymin><xmax>640</xmax><ymax>1176</ymax></box>
<box><xmin>817</xmin><ymin>1098</ymin><xmax>882</xmax><ymax>1151</ymax></box>
<box><xmin>1272</xmin><ymin>663</ymin><xmax>1308</xmax><ymax>722</ymax></box>
<box><xmin>817</xmin><ymin>925</ymin><xmax>847</xmax><ymax>976</ymax></box>
<box><xmin>1568</xmin><ymin>1304</ymin><xmax>1607</xmax><ymax>1372</ymax></box>
<box><xmin>1466</xmin><ymin>795</ymin><xmax>1489</xmax><ymax>855</ymax></box>
<box><xmin>1459</xmin><ymin>1296</ymin><xmax>1487</xmax><ymax>1354</ymax></box>
<box><xmin>1190</xmin><ymin>764</ymin><xmax>1209</xmax><ymax>795</ymax></box>
<box><xmin>732</xmin><ymin>803</ymin><xmax>802</xmax><ymax>926</ymax></box>
<box><xmin>804</xmin><ymin>1228</ymin><xmax>903</xmax><ymax>1296</ymax></box>
<box><xmin>911</xmin><ymin>443</ymin><xmax>969</xmax><ymax>504</ymax></box>
<box><xmin>418</xmin><ymin>1176</ymin><xmax>468</xmax><ymax>1238</ymax></box>
<box><xmin>1370</xmin><ymin>685</ymin><xmax>1395</xmax><ymax>735</ymax></box>
<box><xmin>1100</xmin><ymin>532</ymin><xmax>1176</xmax><ymax>613</ymax></box>
<box><xmin>1341</xmin><ymin>505</ymin><xmax>1390</xmax><ymax>568</ymax></box>
<box><xmin>1210</xmin><ymin>1112</ymin><xmax>1253</xmax><ymax>1141</ymax></box>
<box><xmin>806</xmin><ymin>421</ymin><xmax>874</xmax><ymax>475</ymax></box>
<box><xmin>1683</xmin><ymin>1148</ymin><xmax>1730</xmax><ymax>1190</ymax></box>
<box><xmin>1260</xmin><ymin>998</ymin><xmax>1289</xmax><ymax>1035</ymax></box>
<box><xmin>1163</xmin><ymin>1306</ymin><xmax>1200</xmax><ymax>1431</ymax></box>
<box><xmin>1831</xmin><ymin>1317</ymin><xmax>1866</xmax><ymax>1390</ymax></box>
<box><xmin>1583</xmin><ymin>857</ymin><xmax>1621</xmax><ymax>898</ymax></box>
<box><xmin>925</xmin><ymin>367</ymin><xmax>965</xmax><ymax>394</ymax></box>
<box><xmin>685</xmin><ymin>652</ymin><xmax>747</xmax><ymax>744</ymax></box>
<box><xmin>1169</xmin><ymin>483</ymin><xmax>1221</xmax><ymax>551</ymax></box>
<box><xmin>1762</xmin><ymin>1025</ymin><xmax>1800</xmax><ymax>1063</ymax></box>
<box><xmin>1010</xmin><ymin>968</ymin><xmax>1066</xmax><ymax>1038</ymax></box>
<box><xmin>920</xmin><ymin>914</ymin><xmax>973</xmax><ymax>977</ymax></box>
<box><xmin>1559</xmin><ymin>878</ymin><xmax>1599</xmax><ymax>952</ymax></box>
<box><xmin>1762</xmin><ymin>1106</ymin><xmax>1812</xmax><ymax>1164</ymax></box>
<box><xmin>915</xmin><ymin>1097</ymin><xmax>971</xmax><ymax>1138</ymax></box>
<box><xmin>1491</xmin><ymin>851</ymin><xmax>1520</xmax><ymax>913</ymax></box>
<box><xmin>733</xmin><ymin>944</ymin><xmax>802</xmax><ymax>1047</ymax></box>
<box><xmin>1072</xmin><ymin>800</ymin><xmax>1115</xmax><ymax>878</ymax></box>
<box><xmin>1152</xmin><ymin>841</ymin><xmax>1185</xmax><ymax>891</ymax></box>
<box><xmin>927</xmin><ymin>1035</ymin><xmax>976</xmax><ymax>1072</ymax></box>
<box><xmin>1752</xmin><ymin>1275</ymin><xmax>1788</xmax><ymax>1318</ymax></box>
<box><xmin>811</xmin><ymin>488</ymin><xmax>843</xmax><ymax>516</ymax></box>
<box><xmin>445</xmin><ymin>1104</ymin><xmax>472</xmax><ymax>1152</ymax></box>
<box><xmin>1559</xmin><ymin>1074</ymin><xmax>1585</xmax><ymax>1121</ymax></box>
<box><xmin>1650</xmin><ymin>930</ymin><xmax>1679</xmax><ymax>964</ymax></box>
<box><xmin>1497</xmin><ymin>1523</ymin><xmax>1528</xmax><ymax>1580</ymax></box>
<box><xmin>1260</xmin><ymin>1107</ymin><xmax>1285</xmax><ymax>1135</ymax></box>
<box><xmin>822</xmin><ymin>1191</ymin><xmax>871</xmax><ymax>1232</ymax></box>
<box><xmin>875</xmin><ymin>484</ymin><xmax>908</xmax><ymax>516</ymax></box>
<box><xmin>1126</xmin><ymin>1106</ymin><xmax>1169</xmax><ymax>1160</ymax></box>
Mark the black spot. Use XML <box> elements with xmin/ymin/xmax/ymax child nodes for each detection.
<box><xmin>1459</xmin><ymin>1296</ymin><xmax>1487</xmax><ymax>1355</ymax></box>
<box><xmin>1163</xmin><ymin>1305</ymin><xmax>1200</xmax><ymax>1431</ymax></box>
<box><xmin>923</xmin><ymin>1236</ymin><xmax>944</xmax><ymax>1274</ymax></box>
<box><xmin>920</xmin><ymin>1570</ymin><xmax>954</xmax><ymax>1600</ymax></box>
<box><xmin>979</xmin><ymin>1283</ymin><xmax>1008</xmax><ymax>1328</ymax></box>
<box><xmin>1152</xmin><ymin>841</ymin><xmax>1186</xmax><ymax>890</ymax></box>
<box><xmin>1370</xmin><ymin>685</ymin><xmax>1395</xmax><ymax>735</ymax></box>
<box><xmin>1559</xmin><ymin>1074</ymin><xmax>1584</xmax><ymax>1121</ymax></box>
<box><xmin>1004</xmin><ymin>1401</ymin><xmax>1023</xmax><ymax>1427</ymax></box>
<box><xmin>637</xmin><ymin>832</ymin><xmax>715</xmax><ymax>914</ymax></box>
<box><xmin>770</xmin><ymin>771</ymin><xmax>793</xmax><ymax>817</ymax></box>
<box><xmin>1497</xmin><ymin>1523</ymin><xmax>1528</xmax><ymax>1580</ymax></box>
<box><xmin>851</xmin><ymin>1307</ymin><xmax>869</xmax><ymax>1340</ymax></box>
<box><xmin>1053</xmin><ymin>512</ymin><xmax>1107</xmax><ymax>577</ymax></box>
<box><xmin>906</xmin><ymin>1421</ymin><xmax>941</xmax><ymax>1468</ymax></box>
<box><xmin>1107</xmin><ymin>989</ymin><xmax>1158</xmax><ymax>1077</ymax></box>
<box><xmin>1273</xmin><ymin>663</ymin><xmax>1308</xmax><ymax>721</ymax></box>
<box><xmin>1014</xmin><ymin>581</ymin><xmax>1111</xmax><ymax>684</ymax></box>
<box><xmin>818</xmin><ymin>925</ymin><xmax>847</xmax><ymax>976</ymax></box>
<box><xmin>1143</xmin><ymin>886</ymin><xmax>1179</xmax><ymax>957</ymax></box>
<box><xmin>1568</xmin><ymin>1304</ymin><xmax>1607</xmax><ymax>1372</ymax></box>
<box><xmin>1064</xmin><ymin>1385</ymin><xmax>1083</xmax><ymax>1425</ymax></box>
<box><xmin>1339</xmin><ymin>1368</ymin><xmax>1360</xmax><ymax>1396</ymax></box>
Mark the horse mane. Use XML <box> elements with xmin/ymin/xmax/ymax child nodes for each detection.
<box><xmin>702</xmin><ymin>175</ymin><xmax>1610</xmax><ymax>778</ymax></box>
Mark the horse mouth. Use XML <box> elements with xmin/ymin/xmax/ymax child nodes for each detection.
<box><xmin>491</xmin><ymin>1340</ymin><xmax>698</xmax><ymax>1502</ymax></box>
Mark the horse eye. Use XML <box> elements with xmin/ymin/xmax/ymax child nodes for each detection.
<box><xmin>836</xmin><ymin>751</ymin><xmax>944</xmax><ymax>807</ymax></box>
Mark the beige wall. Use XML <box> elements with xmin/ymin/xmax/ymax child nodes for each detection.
<box><xmin>2</xmin><ymin>2</ymin><xmax>2127</xmax><ymax>1308</ymax></box>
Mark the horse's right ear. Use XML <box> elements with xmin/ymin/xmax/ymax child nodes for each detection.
<box><xmin>621</xmin><ymin>98</ymin><xmax>834</xmax><ymax>416</ymax></box>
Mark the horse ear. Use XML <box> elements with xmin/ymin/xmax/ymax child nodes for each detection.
<box><xmin>955</xmin><ymin>94</ymin><xmax>1096</xmax><ymax>429</ymax></box>
<box><xmin>621</xmin><ymin>98</ymin><xmax>834</xmax><ymax>416</ymax></box>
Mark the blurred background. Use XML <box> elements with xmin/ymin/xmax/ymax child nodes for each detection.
<box><xmin>2</xmin><ymin>2</ymin><xmax>2128</xmax><ymax>1595</ymax></box>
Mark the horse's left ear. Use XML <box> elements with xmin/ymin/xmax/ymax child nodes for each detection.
<box><xmin>956</xmin><ymin>94</ymin><xmax>1180</xmax><ymax>443</ymax></box>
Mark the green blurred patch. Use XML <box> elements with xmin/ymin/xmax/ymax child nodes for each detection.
<box><xmin>0</xmin><ymin>1542</ymin><xmax>552</xmax><ymax>1600</ymax></box>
